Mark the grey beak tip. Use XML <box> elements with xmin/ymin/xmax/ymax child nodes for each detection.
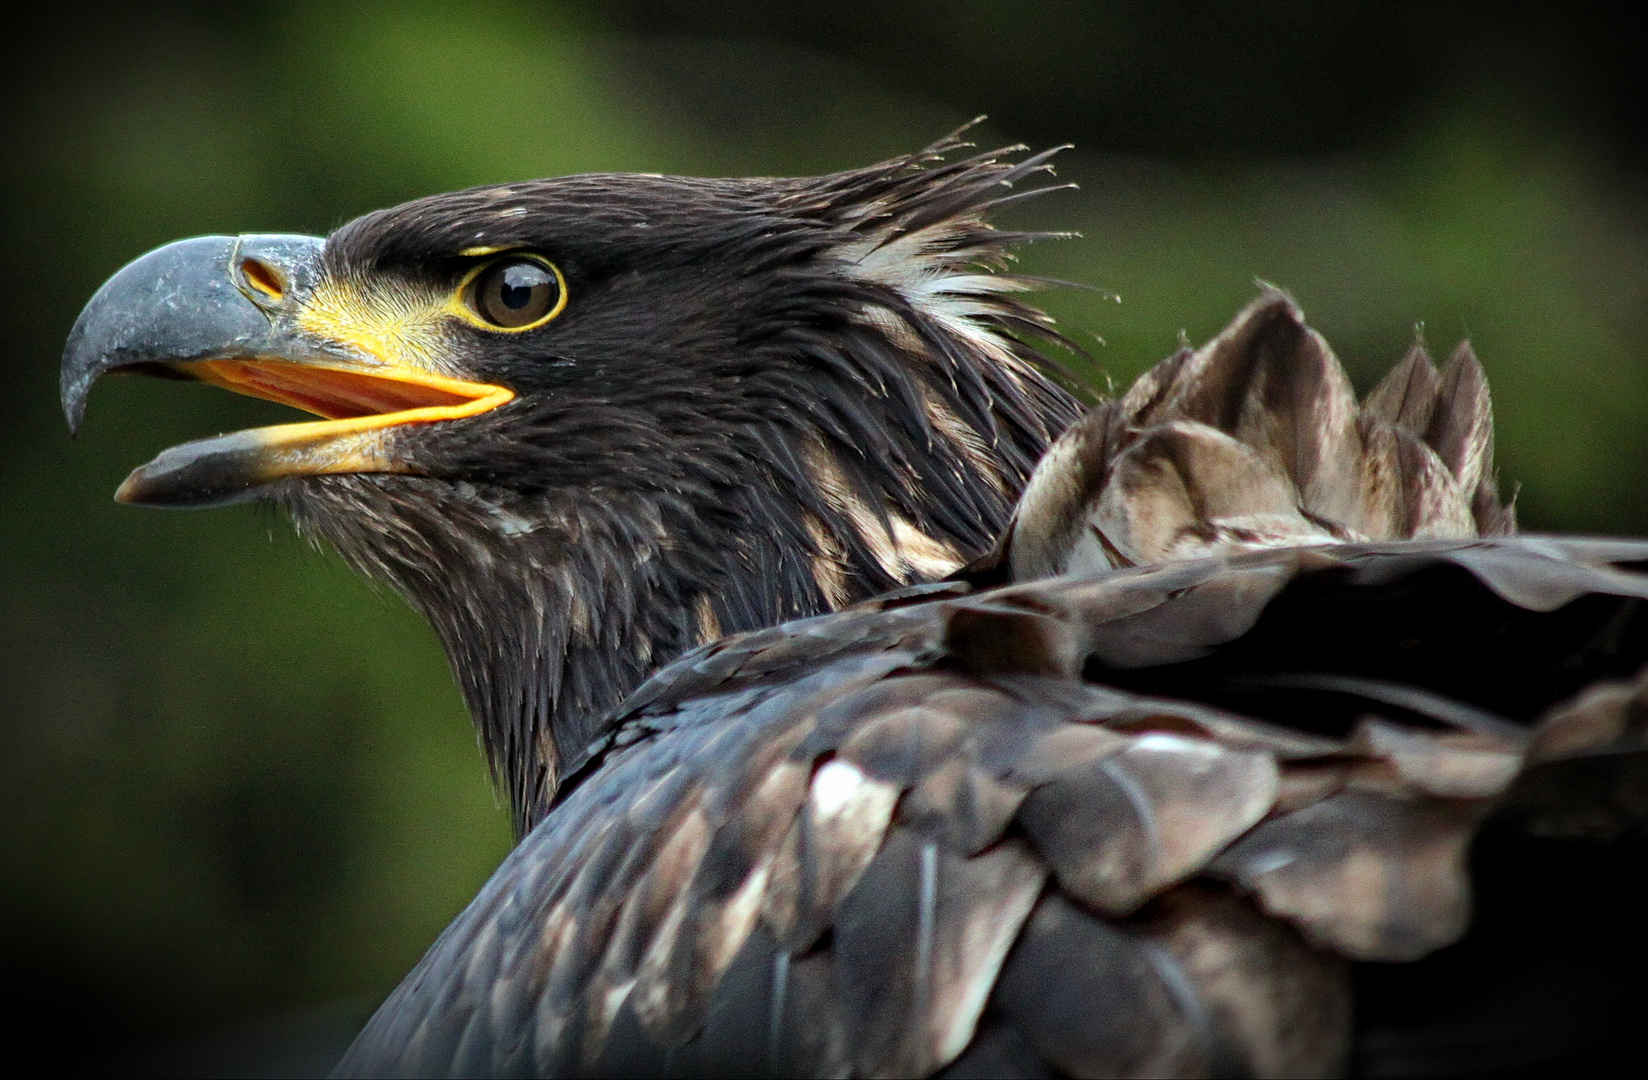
<box><xmin>61</xmin><ymin>372</ymin><xmax>86</xmax><ymax>434</ymax></box>
<box><xmin>60</xmin><ymin>233</ymin><xmax>326</xmax><ymax>435</ymax></box>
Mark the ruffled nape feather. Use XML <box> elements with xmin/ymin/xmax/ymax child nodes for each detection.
<box><xmin>1005</xmin><ymin>293</ymin><xmax>1516</xmax><ymax>581</ymax></box>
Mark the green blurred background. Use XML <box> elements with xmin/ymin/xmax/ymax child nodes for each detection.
<box><xmin>3</xmin><ymin>0</ymin><xmax>1644</xmax><ymax>1070</ymax></box>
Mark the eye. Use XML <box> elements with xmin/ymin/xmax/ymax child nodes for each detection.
<box><xmin>465</xmin><ymin>256</ymin><xmax>566</xmax><ymax>330</ymax></box>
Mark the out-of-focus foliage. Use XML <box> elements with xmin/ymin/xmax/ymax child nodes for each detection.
<box><xmin>2</xmin><ymin>0</ymin><xmax>1643</xmax><ymax>1063</ymax></box>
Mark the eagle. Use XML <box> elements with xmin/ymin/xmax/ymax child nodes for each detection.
<box><xmin>62</xmin><ymin>135</ymin><xmax>1648</xmax><ymax>1076</ymax></box>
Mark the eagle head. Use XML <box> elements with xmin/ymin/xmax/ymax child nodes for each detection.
<box><xmin>61</xmin><ymin>135</ymin><xmax>1084</xmax><ymax>832</ymax></box>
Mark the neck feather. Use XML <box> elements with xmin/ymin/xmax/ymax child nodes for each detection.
<box><xmin>281</xmin><ymin>307</ymin><xmax>1082</xmax><ymax>835</ymax></box>
<box><xmin>281</xmin><ymin>445</ymin><xmax>1023</xmax><ymax>835</ymax></box>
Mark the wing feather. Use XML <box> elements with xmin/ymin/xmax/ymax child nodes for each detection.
<box><xmin>335</xmin><ymin>295</ymin><xmax>1648</xmax><ymax>1078</ymax></box>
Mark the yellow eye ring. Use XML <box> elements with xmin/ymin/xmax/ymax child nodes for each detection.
<box><xmin>451</xmin><ymin>254</ymin><xmax>568</xmax><ymax>332</ymax></box>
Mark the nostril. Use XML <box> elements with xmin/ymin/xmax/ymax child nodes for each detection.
<box><xmin>239</xmin><ymin>257</ymin><xmax>286</xmax><ymax>302</ymax></box>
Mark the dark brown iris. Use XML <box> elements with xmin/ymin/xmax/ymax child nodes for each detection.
<box><xmin>470</xmin><ymin>257</ymin><xmax>562</xmax><ymax>329</ymax></box>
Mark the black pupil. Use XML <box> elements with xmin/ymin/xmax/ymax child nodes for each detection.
<box><xmin>499</xmin><ymin>263</ymin><xmax>544</xmax><ymax>308</ymax></box>
<box><xmin>479</xmin><ymin>260</ymin><xmax>557</xmax><ymax>327</ymax></box>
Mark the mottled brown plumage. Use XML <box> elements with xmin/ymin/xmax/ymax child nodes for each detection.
<box><xmin>334</xmin><ymin>299</ymin><xmax>1648</xmax><ymax>1077</ymax></box>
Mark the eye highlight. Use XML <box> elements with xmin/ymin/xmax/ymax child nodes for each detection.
<box><xmin>459</xmin><ymin>255</ymin><xmax>567</xmax><ymax>331</ymax></box>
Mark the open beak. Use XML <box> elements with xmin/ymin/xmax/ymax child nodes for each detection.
<box><xmin>61</xmin><ymin>234</ymin><xmax>513</xmax><ymax>507</ymax></box>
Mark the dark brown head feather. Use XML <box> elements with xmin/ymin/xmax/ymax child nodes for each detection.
<box><xmin>283</xmin><ymin>134</ymin><xmax>1085</xmax><ymax>833</ymax></box>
